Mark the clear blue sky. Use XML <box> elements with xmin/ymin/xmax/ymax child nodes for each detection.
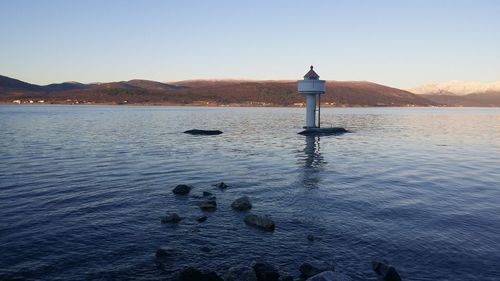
<box><xmin>1</xmin><ymin>0</ymin><xmax>499</xmax><ymax>88</ymax></box>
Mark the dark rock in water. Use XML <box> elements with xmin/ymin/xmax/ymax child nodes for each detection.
<box><xmin>300</xmin><ymin>261</ymin><xmax>335</xmax><ymax>279</ymax></box>
<box><xmin>298</xmin><ymin>127</ymin><xmax>348</xmax><ymax>136</ymax></box>
<box><xmin>200</xmin><ymin>246</ymin><xmax>212</xmax><ymax>253</ymax></box>
<box><xmin>161</xmin><ymin>213</ymin><xmax>182</xmax><ymax>223</ymax></box>
<box><xmin>307</xmin><ymin>234</ymin><xmax>315</xmax><ymax>241</ymax></box>
<box><xmin>155</xmin><ymin>246</ymin><xmax>175</xmax><ymax>257</ymax></box>
<box><xmin>306</xmin><ymin>271</ymin><xmax>352</xmax><ymax>281</ymax></box>
<box><xmin>184</xmin><ymin>129</ymin><xmax>223</xmax><ymax>135</ymax></box>
<box><xmin>197</xmin><ymin>215</ymin><xmax>208</xmax><ymax>223</ymax></box>
<box><xmin>203</xmin><ymin>191</ymin><xmax>213</xmax><ymax>197</ymax></box>
<box><xmin>225</xmin><ymin>265</ymin><xmax>258</xmax><ymax>281</ymax></box>
<box><xmin>200</xmin><ymin>199</ymin><xmax>217</xmax><ymax>211</ymax></box>
<box><xmin>372</xmin><ymin>259</ymin><xmax>402</xmax><ymax>281</ymax></box>
<box><xmin>173</xmin><ymin>184</ymin><xmax>192</xmax><ymax>195</ymax></box>
<box><xmin>281</xmin><ymin>276</ymin><xmax>294</xmax><ymax>281</ymax></box>
<box><xmin>231</xmin><ymin>196</ymin><xmax>252</xmax><ymax>211</ymax></box>
<box><xmin>214</xmin><ymin>181</ymin><xmax>228</xmax><ymax>189</ymax></box>
<box><xmin>177</xmin><ymin>267</ymin><xmax>223</xmax><ymax>281</ymax></box>
<box><xmin>253</xmin><ymin>262</ymin><xmax>280</xmax><ymax>281</ymax></box>
<box><xmin>244</xmin><ymin>214</ymin><xmax>275</xmax><ymax>231</ymax></box>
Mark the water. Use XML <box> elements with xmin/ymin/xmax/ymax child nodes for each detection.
<box><xmin>0</xmin><ymin>105</ymin><xmax>499</xmax><ymax>281</ymax></box>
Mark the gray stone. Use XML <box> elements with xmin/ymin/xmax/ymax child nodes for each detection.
<box><xmin>214</xmin><ymin>182</ymin><xmax>228</xmax><ymax>189</ymax></box>
<box><xmin>244</xmin><ymin>214</ymin><xmax>275</xmax><ymax>231</ymax></box>
<box><xmin>231</xmin><ymin>196</ymin><xmax>252</xmax><ymax>211</ymax></box>
<box><xmin>200</xmin><ymin>199</ymin><xmax>217</xmax><ymax>211</ymax></box>
<box><xmin>306</xmin><ymin>271</ymin><xmax>352</xmax><ymax>281</ymax></box>
<box><xmin>253</xmin><ymin>262</ymin><xmax>280</xmax><ymax>281</ymax></box>
<box><xmin>161</xmin><ymin>213</ymin><xmax>182</xmax><ymax>223</ymax></box>
<box><xmin>225</xmin><ymin>265</ymin><xmax>258</xmax><ymax>281</ymax></box>
<box><xmin>155</xmin><ymin>246</ymin><xmax>175</xmax><ymax>257</ymax></box>
<box><xmin>173</xmin><ymin>184</ymin><xmax>192</xmax><ymax>195</ymax></box>
<box><xmin>372</xmin><ymin>259</ymin><xmax>402</xmax><ymax>281</ymax></box>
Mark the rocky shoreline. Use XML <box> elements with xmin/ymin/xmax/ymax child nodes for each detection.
<box><xmin>159</xmin><ymin>183</ymin><xmax>403</xmax><ymax>281</ymax></box>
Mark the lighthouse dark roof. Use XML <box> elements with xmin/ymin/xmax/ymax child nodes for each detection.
<box><xmin>303</xmin><ymin>65</ymin><xmax>320</xmax><ymax>80</ymax></box>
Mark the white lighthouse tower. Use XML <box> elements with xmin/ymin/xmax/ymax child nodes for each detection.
<box><xmin>297</xmin><ymin>66</ymin><xmax>348</xmax><ymax>136</ymax></box>
<box><xmin>298</xmin><ymin>65</ymin><xmax>326</xmax><ymax>128</ymax></box>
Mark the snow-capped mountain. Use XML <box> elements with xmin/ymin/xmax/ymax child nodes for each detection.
<box><xmin>409</xmin><ymin>81</ymin><xmax>500</xmax><ymax>96</ymax></box>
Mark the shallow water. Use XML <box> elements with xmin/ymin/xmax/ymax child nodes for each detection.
<box><xmin>0</xmin><ymin>105</ymin><xmax>499</xmax><ymax>281</ymax></box>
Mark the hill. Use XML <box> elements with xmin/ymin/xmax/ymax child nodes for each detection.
<box><xmin>0</xmin><ymin>75</ymin><xmax>436</xmax><ymax>106</ymax></box>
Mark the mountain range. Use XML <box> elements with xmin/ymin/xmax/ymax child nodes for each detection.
<box><xmin>1</xmin><ymin>75</ymin><xmax>499</xmax><ymax>106</ymax></box>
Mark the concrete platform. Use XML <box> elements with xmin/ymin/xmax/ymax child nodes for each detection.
<box><xmin>298</xmin><ymin>127</ymin><xmax>349</xmax><ymax>136</ymax></box>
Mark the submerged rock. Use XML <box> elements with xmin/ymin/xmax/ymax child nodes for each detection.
<box><xmin>173</xmin><ymin>184</ymin><xmax>192</xmax><ymax>195</ymax></box>
<box><xmin>200</xmin><ymin>198</ymin><xmax>217</xmax><ymax>211</ymax></box>
<box><xmin>372</xmin><ymin>259</ymin><xmax>402</xmax><ymax>281</ymax></box>
<box><xmin>307</xmin><ymin>234</ymin><xmax>315</xmax><ymax>241</ymax></box>
<box><xmin>200</xmin><ymin>246</ymin><xmax>212</xmax><ymax>253</ymax></box>
<box><xmin>253</xmin><ymin>262</ymin><xmax>280</xmax><ymax>281</ymax></box>
<box><xmin>244</xmin><ymin>214</ymin><xmax>275</xmax><ymax>231</ymax></box>
<box><xmin>177</xmin><ymin>267</ymin><xmax>223</xmax><ymax>281</ymax></box>
<box><xmin>225</xmin><ymin>265</ymin><xmax>258</xmax><ymax>281</ymax></box>
<box><xmin>161</xmin><ymin>213</ymin><xmax>182</xmax><ymax>223</ymax></box>
<box><xmin>306</xmin><ymin>271</ymin><xmax>352</xmax><ymax>281</ymax></box>
<box><xmin>197</xmin><ymin>215</ymin><xmax>208</xmax><ymax>223</ymax></box>
<box><xmin>184</xmin><ymin>129</ymin><xmax>223</xmax><ymax>135</ymax></box>
<box><xmin>231</xmin><ymin>196</ymin><xmax>252</xmax><ymax>211</ymax></box>
<box><xmin>155</xmin><ymin>246</ymin><xmax>175</xmax><ymax>257</ymax></box>
<box><xmin>300</xmin><ymin>261</ymin><xmax>335</xmax><ymax>279</ymax></box>
<box><xmin>203</xmin><ymin>191</ymin><xmax>213</xmax><ymax>197</ymax></box>
<box><xmin>281</xmin><ymin>276</ymin><xmax>294</xmax><ymax>281</ymax></box>
<box><xmin>214</xmin><ymin>182</ymin><xmax>228</xmax><ymax>189</ymax></box>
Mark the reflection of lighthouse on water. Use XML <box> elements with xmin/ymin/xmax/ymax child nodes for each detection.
<box><xmin>300</xmin><ymin>135</ymin><xmax>325</xmax><ymax>188</ymax></box>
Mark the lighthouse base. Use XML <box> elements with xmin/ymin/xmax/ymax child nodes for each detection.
<box><xmin>298</xmin><ymin>127</ymin><xmax>349</xmax><ymax>136</ymax></box>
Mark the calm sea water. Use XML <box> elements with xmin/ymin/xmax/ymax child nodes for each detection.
<box><xmin>0</xmin><ymin>105</ymin><xmax>499</xmax><ymax>281</ymax></box>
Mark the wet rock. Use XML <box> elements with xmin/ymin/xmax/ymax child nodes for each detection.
<box><xmin>177</xmin><ymin>267</ymin><xmax>223</xmax><ymax>281</ymax></box>
<box><xmin>244</xmin><ymin>214</ymin><xmax>275</xmax><ymax>231</ymax></box>
<box><xmin>203</xmin><ymin>191</ymin><xmax>213</xmax><ymax>197</ymax></box>
<box><xmin>253</xmin><ymin>262</ymin><xmax>280</xmax><ymax>281</ymax></box>
<box><xmin>372</xmin><ymin>259</ymin><xmax>402</xmax><ymax>281</ymax></box>
<box><xmin>231</xmin><ymin>196</ymin><xmax>252</xmax><ymax>211</ymax></box>
<box><xmin>155</xmin><ymin>246</ymin><xmax>175</xmax><ymax>257</ymax></box>
<box><xmin>173</xmin><ymin>184</ymin><xmax>192</xmax><ymax>195</ymax></box>
<box><xmin>300</xmin><ymin>262</ymin><xmax>334</xmax><ymax>278</ymax></box>
<box><xmin>307</xmin><ymin>234</ymin><xmax>315</xmax><ymax>241</ymax></box>
<box><xmin>214</xmin><ymin>182</ymin><xmax>228</xmax><ymax>189</ymax></box>
<box><xmin>225</xmin><ymin>265</ymin><xmax>258</xmax><ymax>281</ymax></box>
<box><xmin>281</xmin><ymin>276</ymin><xmax>294</xmax><ymax>281</ymax></box>
<box><xmin>161</xmin><ymin>213</ymin><xmax>182</xmax><ymax>223</ymax></box>
<box><xmin>200</xmin><ymin>198</ymin><xmax>217</xmax><ymax>211</ymax></box>
<box><xmin>200</xmin><ymin>246</ymin><xmax>212</xmax><ymax>253</ymax></box>
<box><xmin>306</xmin><ymin>271</ymin><xmax>352</xmax><ymax>281</ymax></box>
<box><xmin>184</xmin><ymin>129</ymin><xmax>223</xmax><ymax>135</ymax></box>
<box><xmin>197</xmin><ymin>215</ymin><xmax>208</xmax><ymax>223</ymax></box>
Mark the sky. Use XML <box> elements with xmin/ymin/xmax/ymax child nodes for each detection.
<box><xmin>1</xmin><ymin>0</ymin><xmax>499</xmax><ymax>88</ymax></box>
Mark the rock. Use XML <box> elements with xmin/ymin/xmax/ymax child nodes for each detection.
<box><xmin>299</xmin><ymin>262</ymin><xmax>334</xmax><ymax>278</ymax></box>
<box><xmin>200</xmin><ymin>246</ymin><xmax>212</xmax><ymax>253</ymax></box>
<box><xmin>253</xmin><ymin>262</ymin><xmax>280</xmax><ymax>281</ymax></box>
<box><xmin>225</xmin><ymin>265</ymin><xmax>258</xmax><ymax>281</ymax></box>
<box><xmin>281</xmin><ymin>276</ymin><xmax>294</xmax><ymax>281</ymax></box>
<box><xmin>306</xmin><ymin>271</ymin><xmax>352</xmax><ymax>281</ymax></box>
<box><xmin>231</xmin><ymin>196</ymin><xmax>252</xmax><ymax>211</ymax></box>
<box><xmin>173</xmin><ymin>184</ymin><xmax>192</xmax><ymax>195</ymax></box>
<box><xmin>214</xmin><ymin>181</ymin><xmax>228</xmax><ymax>189</ymax></box>
<box><xmin>161</xmin><ymin>213</ymin><xmax>182</xmax><ymax>223</ymax></box>
<box><xmin>203</xmin><ymin>191</ymin><xmax>213</xmax><ymax>197</ymax></box>
<box><xmin>200</xmin><ymin>199</ymin><xmax>217</xmax><ymax>211</ymax></box>
<box><xmin>244</xmin><ymin>214</ymin><xmax>275</xmax><ymax>231</ymax></box>
<box><xmin>298</xmin><ymin>127</ymin><xmax>348</xmax><ymax>136</ymax></box>
<box><xmin>307</xmin><ymin>234</ymin><xmax>315</xmax><ymax>241</ymax></box>
<box><xmin>155</xmin><ymin>246</ymin><xmax>175</xmax><ymax>257</ymax></box>
<box><xmin>177</xmin><ymin>267</ymin><xmax>223</xmax><ymax>281</ymax></box>
<box><xmin>372</xmin><ymin>259</ymin><xmax>402</xmax><ymax>281</ymax></box>
<box><xmin>184</xmin><ymin>129</ymin><xmax>223</xmax><ymax>135</ymax></box>
<box><xmin>197</xmin><ymin>215</ymin><xmax>208</xmax><ymax>223</ymax></box>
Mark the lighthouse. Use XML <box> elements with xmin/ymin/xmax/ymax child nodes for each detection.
<box><xmin>297</xmin><ymin>66</ymin><xmax>348</xmax><ymax>136</ymax></box>
<box><xmin>297</xmin><ymin>65</ymin><xmax>326</xmax><ymax>128</ymax></box>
